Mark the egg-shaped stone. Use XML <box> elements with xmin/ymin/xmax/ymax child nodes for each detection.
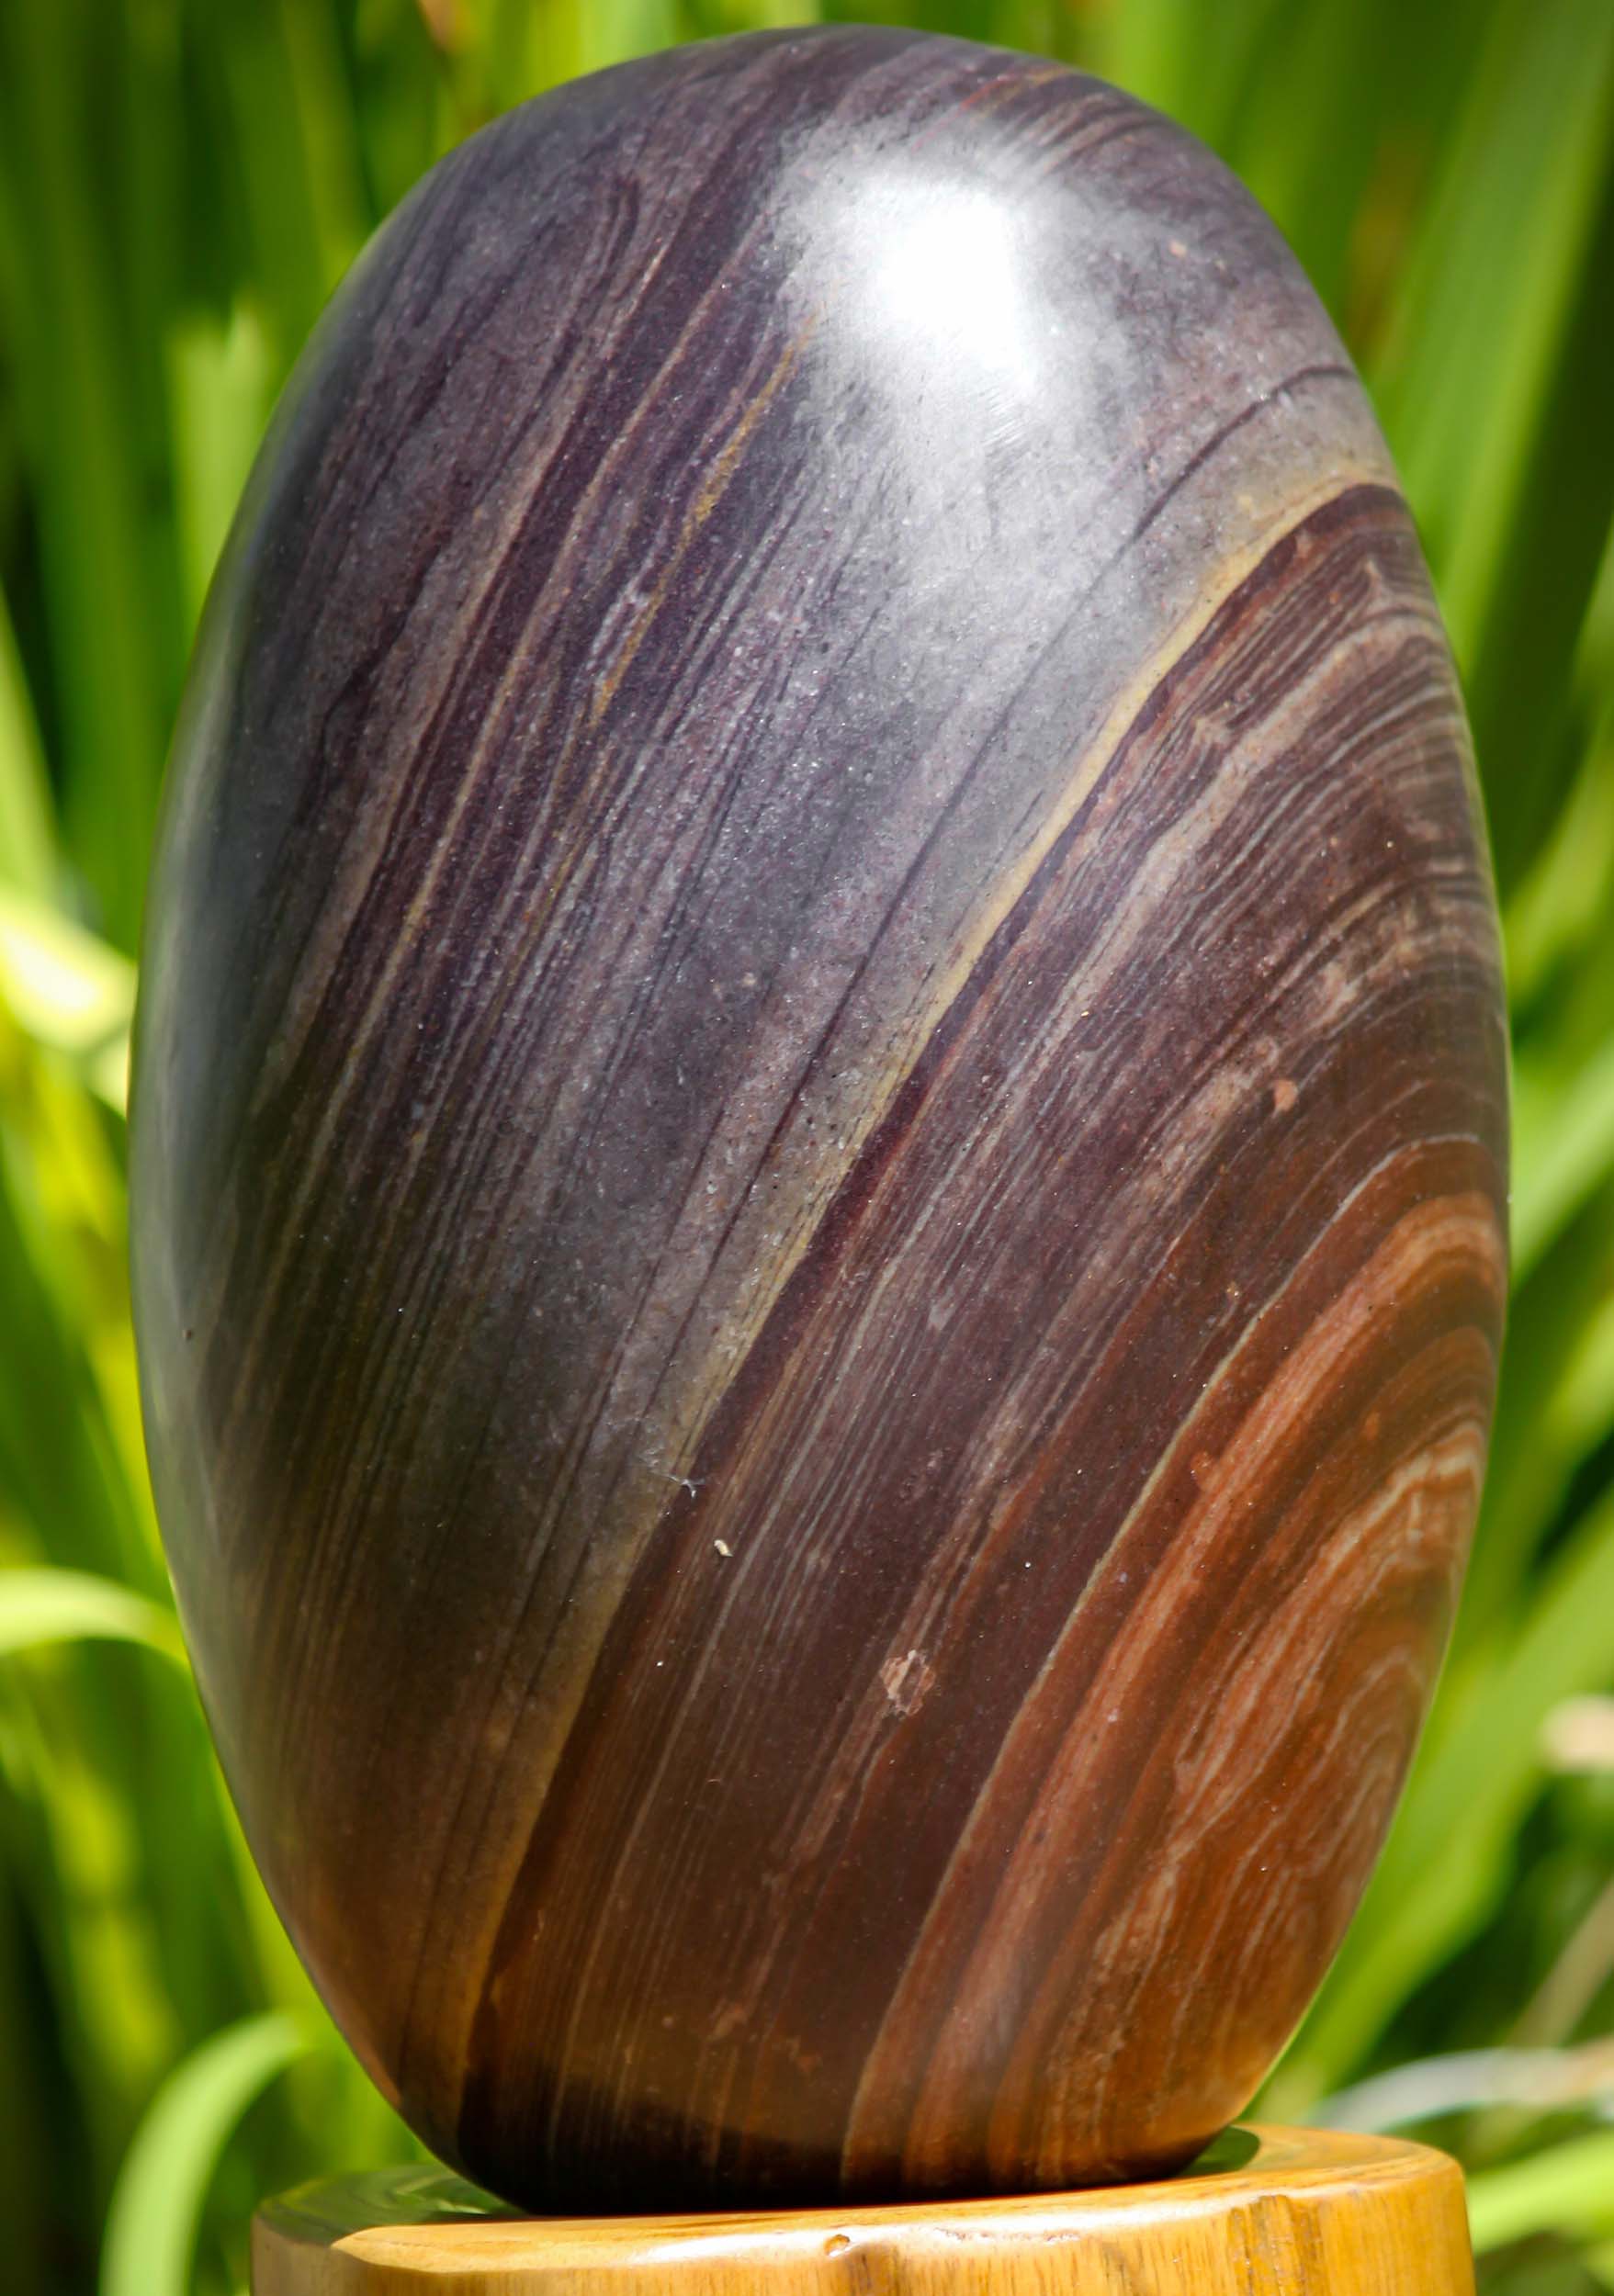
<box><xmin>130</xmin><ymin>25</ymin><xmax>1508</xmax><ymax>2212</ymax></box>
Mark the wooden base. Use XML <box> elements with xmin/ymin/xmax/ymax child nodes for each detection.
<box><xmin>252</xmin><ymin>2125</ymin><xmax>1473</xmax><ymax>2294</ymax></box>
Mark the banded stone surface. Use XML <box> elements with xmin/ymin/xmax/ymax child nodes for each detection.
<box><xmin>130</xmin><ymin>26</ymin><xmax>1507</xmax><ymax>2211</ymax></box>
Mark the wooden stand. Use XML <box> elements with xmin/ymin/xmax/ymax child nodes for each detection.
<box><xmin>252</xmin><ymin>2125</ymin><xmax>1473</xmax><ymax>2294</ymax></box>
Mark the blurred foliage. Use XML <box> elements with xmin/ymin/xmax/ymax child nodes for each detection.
<box><xmin>0</xmin><ymin>0</ymin><xmax>1610</xmax><ymax>2290</ymax></box>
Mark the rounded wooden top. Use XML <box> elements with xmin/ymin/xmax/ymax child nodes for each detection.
<box><xmin>252</xmin><ymin>2126</ymin><xmax>1473</xmax><ymax>2294</ymax></box>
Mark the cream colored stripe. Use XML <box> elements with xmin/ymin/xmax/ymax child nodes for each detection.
<box><xmin>656</xmin><ymin>466</ymin><xmax>1396</xmax><ymax>1481</ymax></box>
<box><xmin>480</xmin><ymin>470</ymin><xmax>1401</xmax><ymax>2114</ymax></box>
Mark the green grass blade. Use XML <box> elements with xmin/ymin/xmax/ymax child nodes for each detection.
<box><xmin>98</xmin><ymin>2013</ymin><xmax>312</xmax><ymax>2296</ymax></box>
<box><xmin>0</xmin><ymin>588</ymin><xmax>56</xmax><ymax>904</ymax></box>
<box><xmin>0</xmin><ymin>1677</ymin><xmax>175</xmax><ymax>2183</ymax></box>
<box><xmin>1469</xmin><ymin>2133</ymin><xmax>1614</xmax><ymax>2254</ymax></box>
<box><xmin>164</xmin><ymin>308</ymin><xmax>275</xmax><ymax>639</ymax></box>
<box><xmin>1511</xmin><ymin>1033</ymin><xmax>1614</xmax><ymax>1277</ymax></box>
<box><xmin>0</xmin><ymin>0</ymin><xmax>170</xmax><ymax>948</ymax></box>
<box><xmin>214</xmin><ymin>7</ymin><xmax>364</xmax><ymax>372</ymax></box>
<box><xmin>1372</xmin><ymin>0</ymin><xmax>1614</xmax><ymax>646</ymax></box>
<box><xmin>0</xmin><ymin>1570</ymin><xmax>183</xmax><ymax>1664</ymax></box>
<box><xmin>0</xmin><ymin>890</ymin><xmax>136</xmax><ymax>1110</ymax></box>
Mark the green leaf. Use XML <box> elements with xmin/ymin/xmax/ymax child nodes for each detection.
<box><xmin>1372</xmin><ymin>0</ymin><xmax>1614</xmax><ymax>670</ymax></box>
<box><xmin>1468</xmin><ymin>2132</ymin><xmax>1614</xmax><ymax>2254</ymax></box>
<box><xmin>0</xmin><ymin>1568</ymin><xmax>184</xmax><ymax>1663</ymax></box>
<box><xmin>1512</xmin><ymin>1031</ymin><xmax>1614</xmax><ymax>1277</ymax></box>
<box><xmin>0</xmin><ymin>887</ymin><xmax>136</xmax><ymax>1097</ymax></box>
<box><xmin>214</xmin><ymin>2</ymin><xmax>371</xmax><ymax>371</ymax></box>
<box><xmin>1505</xmin><ymin>699</ymin><xmax>1614</xmax><ymax>1007</ymax></box>
<box><xmin>165</xmin><ymin>305</ymin><xmax>274</xmax><ymax>636</ymax></box>
<box><xmin>0</xmin><ymin>585</ymin><xmax>56</xmax><ymax>904</ymax></box>
<box><xmin>0</xmin><ymin>0</ymin><xmax>173</xmax><ymax>949</ymax></box>
<box><xmin>99</xmin><ymin>2014</ymin><xmax>313</xmax><ymax>2296</ymax></box>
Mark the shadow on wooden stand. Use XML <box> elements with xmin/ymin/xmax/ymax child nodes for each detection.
<box><xmin>253</xmin><ymin>2125</ymin><xmax>1473</xmax><ymax>2294</ymax></box>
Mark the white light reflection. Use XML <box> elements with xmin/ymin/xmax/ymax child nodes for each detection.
<box><xmin>863</xmin><ymin>175</ymin><xmax>1042</xmax><ymax>400</ymax></box>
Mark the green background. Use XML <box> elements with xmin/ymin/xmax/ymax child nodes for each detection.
<box><xmin>2</xmin><ymin>1</ymin><xmax>1612</xmax><ymax>2290</ymax></box>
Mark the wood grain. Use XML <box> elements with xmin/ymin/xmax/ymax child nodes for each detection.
<box><xmin>131</xmin><ymin>26</ymin><xmax>1508</xmax><ymax>2210</ymax></box>
<box><xmin>251</xmin><ymin>2127</ymin><xmax>1477</xmax><ymax>2294</ymax></box>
